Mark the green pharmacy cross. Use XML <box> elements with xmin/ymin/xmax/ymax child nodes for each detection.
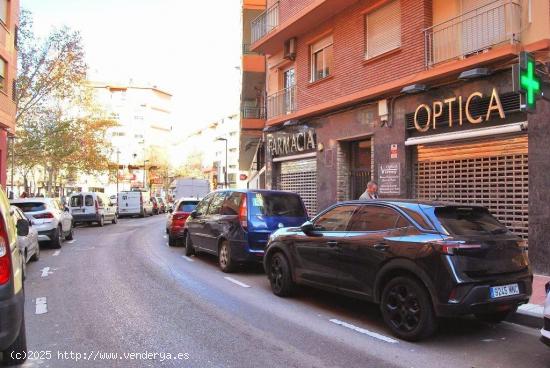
<box><xmin>519</xmin><ymin>51</ymin><xmax>541</xmax><ymax>112</ymax></box>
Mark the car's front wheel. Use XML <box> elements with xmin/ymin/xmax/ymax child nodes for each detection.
<box><xmin>380</xmin><ymin>276</ymin><xmax>437</xmax><ymax>341</ymax></box>
<box><xmin>269</xmin><ymin>252</ymin><xmax>294</xmax><ymax>297</ymax></box>
<box><xmin>184</xmin><ymin>232</ymin><xmax>195</xmax><ymax>256</ymax></box>
<box><xmin>2</xmin><ymin>312</ymin><xmax>28</xmax><ymax>365</ymax></box>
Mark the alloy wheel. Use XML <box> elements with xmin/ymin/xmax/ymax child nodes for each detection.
<box><xmin>384</xmin><ymin>284</ymin><xmax>421</xmax><ymax>333</ymax></box>
<box><xmin>270</xmin><ymin>256</ymin><xmax>284</xmax><ymax>293</ymax></box>
<box><xmin>219</xmin><ymin>244</ymin><xmax>229</xmax><ymax>268</ymax></box>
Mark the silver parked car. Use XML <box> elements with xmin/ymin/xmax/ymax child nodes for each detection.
<box><xmin>11</xmin><ymin>206</ymin><xmax>39</xmax><ymax>263</ymax></box>
<box><xmin>11</xmin><ymin>198</ymin><xmax>74</xmax><ymax>248</ymax></box>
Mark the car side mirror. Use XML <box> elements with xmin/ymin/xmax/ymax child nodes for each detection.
<box><xmin>300</xmin><ymin>221</ymin><xmax>315</xmax><ymax>234</ymax></box>
<box><xmin>190</xmin><ymin>210</ymin><xmax>199</xmax><ymax>218</ymax></box>
<box><xmin>16</xmin><ymin>219</ymin><xmax>30</xmax><ymax>237</ymax></box>
<box><xmin>64</xmin><ymin>206</ymin><xmax>70</xmax><ymax>212</ymax></box>
<box><xmin>168</xmin><ymin>208</ymin><xmax>173</xmax><ymax>213</ymax></box>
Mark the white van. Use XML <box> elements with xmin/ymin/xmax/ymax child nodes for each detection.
<box><xmin>117</xmin><ymin>191</ymin><xmax>154</xmax><ymax>218</ymax></box>
<box><xmin>69</xmin><ymin>192</ymin><xmax>118</xmax><ymax>226</ymax></box>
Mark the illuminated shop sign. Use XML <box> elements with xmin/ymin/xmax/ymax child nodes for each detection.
<box><xmin>413</xmin><ymin>88</ymin><xmax>505</xmax><ymax>133</ymax></box>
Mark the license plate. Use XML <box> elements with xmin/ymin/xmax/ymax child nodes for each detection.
<box><xmin>72</xmin><ymin>209</ymin><xmax>83</xmax><ymax>213</ymax></box>
<box><xmin>490</xmin><ymin>283</ymin><xmax>520</xmax><ymax>299</ymax></box>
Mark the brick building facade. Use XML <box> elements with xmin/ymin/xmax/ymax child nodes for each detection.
<box><xmin>251</xmin><ymin>0</ymin><xmax>550</xmax><ymax>274</ymax></box>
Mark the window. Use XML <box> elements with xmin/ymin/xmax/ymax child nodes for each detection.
<box><xmin>221</xmin><ymin>192</ymin><xmax>243</xmax><ymax>215</ymax></box>
<box><xmin>365</xmin><ymin>0</ymin><xmax>401</xmax><ymax>59</ymax></box>
<box><xmin>0</xmin><ymin>58</ymin><xmax>5</xmax><ymax>91</ymax></box>
<box><xmin>13</xmin><ymin>202</ymin><xmax>47</xmax><ymax>212</ymax></box>
<box><xmin>0</xmin><ymin>0</ymin><xmax>7</xmax><ymax>25</ymax></box>
<box><xmin>310</xmin><ymin>35</ymin><xmax>333</xmax><ymax>82</ymax></box>
<box><xmin>314</xmin><ymin>205</ymin><xmax>356</xmax><ymax>231</ymax></box>
<box><xmin>195</xmin><ymin>193</ymin><xmax>214</xmax><ymax>215</ymax></box>
<box><xmin>97</xmin><ymin>195</ymin><xmax>104</xmax><ymax>207</ymax></box>
<box><xmin>177</xmin><ymin>201</ymin><xmax>199</xmax><ymax>213</ymax></box>
<box><xmin>395</xmin><ymin>216</ymin><xmax>411</xmax><ymax>229</ymax></box>
<box><xmin>435</xmin><ymin>206</ymin><xmax>508</xmax><ymax>236</ymax></box>
<box><xmin>112</xmin><ymin>132</ymin><xmax>125</xmax><ymax>137</ymax></box>
<box><xmin>249</xmin><ymin>192</ymin><xmax>307</xmax><ymax>218</ymax></box>
<box><xmin>70</xmin><ymin>195</ymin><xmax>83</xmax><ymax>207</ymax></box>
<box><xmin>85</xmin><ymin>195</ymin><xmax>94</xmax><ymax>207</ymax></box>
<box><xmin>348</xmin><ymin>205</ymin><xmax>400</xmax><ymax>232</ymax></box>
<box><xmin>227</xmin><ymin>173</ymin><xmax>236</xmax><ymax>184</ymax></box>
<box><xmin>207</xmin><ymin>192</ymin><xmax>227</xmax><ymax>215</ymax></box>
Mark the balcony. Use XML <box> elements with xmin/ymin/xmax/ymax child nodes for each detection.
<box><xmin>424</xmin><ymin>0</ymin><xmax>521</xmax><ymax>68</ymax></box>
<box><xmin>251</xmin><ymin>1</ymin><xmax>279</xmax><ymax>44</ymax></box>
<box><xmin>267</xmin><ymin>85</ymin><xmax>296</xmax><ymax>119</ymax></box>
<box><xmin>242</xmin><ymin>106</ymin><xmax>266</xmax><ymax>119</ymax></box>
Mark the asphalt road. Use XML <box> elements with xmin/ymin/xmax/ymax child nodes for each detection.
<box><xmin>18</xmin><ymin>215</ymin><xmax>550</xmax><ymax>368</ymax></box>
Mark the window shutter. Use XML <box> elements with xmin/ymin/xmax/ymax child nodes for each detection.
<box><xmin>311</xmin><ymin>35</ymin><xmax>333</xmax><ymax>54</ymax></box>
<box><xmin>366</xmin><ymin>0</ymin><xmax>401</xmax><ymax>59</ymax></box>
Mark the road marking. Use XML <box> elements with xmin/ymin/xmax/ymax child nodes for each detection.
<box><xmin>53</xmin><ymin>250</ymin><xmax>61</xmax><ymax>257</ymax></box>
<box><xmin>163</xmin><ymin>235</ymin><xmax>167</xmax><ymax>239</ymax></box>
<box><xmin>223</xmin><ymin>276</ymin><xmax>251</xmax><ymax>288</ymax></box>
<box><xmin>35</xmin><ymin>297</ymin><xmax>47</xmax><ymax>314</ymax></box>
<box><xmin>40</xmin><ymin>267</ymin><xmax>52</xmax><ymax>277</ymax></box>
<box><xmin>329</xmin><ymin>319</ymin><xmax>399</xmax><ymax>344</ymax></box>
<box><xmin>182</xmin><ymin>256</ymin><xmax>194</xmax><ymax>262</ymax></box>
<box><xmin>66</xmin><ymin>240</ymin><xmax>75</xmax><ymax>244</ymax></box>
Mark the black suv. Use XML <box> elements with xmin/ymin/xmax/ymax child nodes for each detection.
<box><xmin>264</xmin><ymin>200</ymin><xmax>532</xmax><ymax>341</ymax></box>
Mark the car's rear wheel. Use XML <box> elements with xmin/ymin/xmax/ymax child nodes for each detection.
<box><xmin>2</xmin><ymin>312</ymin><xmax>28</xmax><ymax>365</ymax></box>
<box><xmin>168</xmin><ymin>234</ymin><xmax>177</xmax><ymax>247</ymax></box>
<box><xmin>98</xmin><ymin>216</ymin><xmax>105</xmax><ymax>227</ymax></box>
<box><xmin>475</xmin><ymin>306</ymin><xmax>517</xmax><ymax>323</ymax></box>
<box><xmin>184</xmin><ymin>232</ymin><xmax>195</xmax><ymax>256</ymax></box>
<box><xmin>30</xmin><ymin>244</ymin><xmax>40</xmax><ymax>262</ymax></box>
<box><xmin>50</xmin><ymin>226</ymin><xmax>62</xmax><ymax>249</ymax></box>
<box><xmin>380</xmin><ymin>276</ymin><xmax>437</xmax><ymax>341</ymax></box>
<box><xmin>112</xmin><ymin>215</ymin><xmax>118</xmax><ymax>224</ymax></box>
<box><xmin>218</xmin><ymin>241</ymin><xmax>234</xmax><ymax>273</ymax></box>
<box><xmin>269</xmin><ymin>252</ymin><xmax>294</xmax><ymax>297</ymax></box>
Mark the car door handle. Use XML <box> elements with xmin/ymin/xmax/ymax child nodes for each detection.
<box><xmin>327</xmin><ymin>241</ymin><xmax>339</xmax><ymax>247</ymax></box>
<box><xmin>373</xmin><ymin>242</ymin><xmax>389</xmax><ymax>251</ymax></box>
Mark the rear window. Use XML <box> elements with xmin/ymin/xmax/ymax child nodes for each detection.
<box><xmin>435</xmin><ymin>206</ymin><xmax>508</xmax><ymax>236</ymax></box>
<box><xmin>12</xmin><ymin>202</ymin><xmax>47</xmax><ymax>212</ymax></box>
<box><xmin>177</xmin><ymin>201</ymin><xmax>198</xmax><ymax>212</ymax></box>
<box><xmin>70</xmin><ymin>195</ymin><xmax>82</xmax><ymax>207</ymax></box>
<box><xmin>249</xmin><ymin>192</ymin><xmax>306</xmax><ymax>217</ymax></box>
<box><xmin>85</xmin><ymin>195</ymin><xmax>94</xmax><ymax>206</ymax></box>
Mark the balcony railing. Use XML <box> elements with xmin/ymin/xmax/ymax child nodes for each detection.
<box><xmin>424</xmin><ymin>0</ymin><xmax>521</xmax><ymax>68</ymax></box>
<box><xmin>251</xmin><ymin>1</ymin><xmax>279</xmax><ymax>44</ymax></box>
<box><xmin>267</xmin><ymin>85</ymin><xmax>296</xmax><ymax>119</ymax></box>
<box><xmin>241</xmin><ymin>106</ymin><xmax>266</xmax><ymax>119</ymax></box>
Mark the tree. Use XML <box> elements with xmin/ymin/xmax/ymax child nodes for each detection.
<box><xmin>11</xmin><ymin>9</ymin><xmax>115</xmax><ymax>196</ymax></box>
<box><xmin>174</xmin><ymin>151</ymin><xmax>208</xmax><ymax>180</ymax></box>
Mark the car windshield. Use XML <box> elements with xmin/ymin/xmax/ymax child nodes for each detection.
<box><xmin>12</xmin><ymin>202</ymin><xmax>47</xmax><ymax>212</ymax></box>
<box><xmin>178</xmin><ymin>201</ymin><xmax>198</xmax><ymax>212</ymax></box>
<box><xmin>249</xmin><ymin>192</ymin><xmax>306</xmax><ymax>217</ymax></box>
<box><xmin>70</xmin><ymin>195</ymin><xmax>83</xmax><ymax>207</ymax></box>
<box><xmin>435</xmin><ymin>206</ymin><xmax>509</xmax><ymax>236</ymax></box>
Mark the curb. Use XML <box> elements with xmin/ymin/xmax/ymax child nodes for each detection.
<box><xmin>507</xmin><ymin>303</ymin><xmax>544</xmax><ymax>329</ymax></box>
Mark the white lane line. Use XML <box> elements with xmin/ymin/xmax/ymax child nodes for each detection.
<box><xmin>53</xmin><ymin>250</ymin><xmax>61</xmax><ymax>257</ymax></box>
<box><xmin>182</xmin><ymin>256</ymin><xmax>194</xmax><ymax>262</ymax></box>
<box><xmin>35</xmin><ymin>297</ymin><xmax>47</xmax><ymax>314</ymax></box>
<box><xmin>329</xmin><ymin>319</ymin><xmax>399</xmax><ymax>344</ymax></box>
<box><xmin>40</xmin><ymin>267</ymin><xmax>52</xmax><ymax>277</ymax></box>
<box><xmin>223</xmin><ymin>276</ymin><xmax>251</xmax><ymax>288</ymax></box>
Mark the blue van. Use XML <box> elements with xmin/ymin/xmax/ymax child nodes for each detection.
<box><xmin>183</xmin><ymin>189</ymin><xmax>308</xmax><ymax>272</ymax></box>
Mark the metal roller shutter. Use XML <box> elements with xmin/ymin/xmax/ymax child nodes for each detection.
<box><xmin>414</xmin><ymin>135</ymin><xmax>528</xmax><ymax>239</ymax></box>
<box><xmin>277</xmin><ymin>159</ymin><xmax>317</xmax><ymax>217</ymax></box>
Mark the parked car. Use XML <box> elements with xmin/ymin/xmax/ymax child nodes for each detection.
<box><xmin>151</xmin><ymin>197</ymin><xmax>160</xmax><ymax>215</ymax></box>
<box><xmin>263</xmin><ymin>200</ymin><xmax>532</xmax><ymax>341</ymax></box>
<box><xmin>69</xmin><ymin>192</ymin><xmax>117</xmax><ymax>227</ymax></box>
<box><xmin>11</xmin><ymin>198</ymin><xmax>74</xmax><ymax>248</ymax></box>
<box><xmin>0</xmin><ymin>187</ymin><xmax>28</xmax><ymax>364</ymax></box>
<box><xmin>166</xmin><ymin>198</ymin><xmax>199</xmax><ymax>247</ymax></box>
<box><xmin>184</xmin><ymin>189</ymin><xmax>308</xmax><ymax>272</ymax></box>
<box><xmin>541</xmin><ymin>282</ymin><xmax>550</xmax><ymax>347</ymax></box>
<box><xmin>156</xmin><ymin>197</ymin><xmax>166</xmax><ymax>214</ymax></box>
<box><xmin>11</xmin><ymin>206</ymin><xmax>39</xmax><ymax>263</ymax></box>
<box><xmin>117</xmin><ymin>191</ymin><xmax>154</xmax><ymax>218</ymax></box>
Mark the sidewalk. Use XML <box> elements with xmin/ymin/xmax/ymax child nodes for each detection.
<box><xmin>509</xmin><ymin>274</ymin><xmax>549</xmax><ymax>328</ymax></box>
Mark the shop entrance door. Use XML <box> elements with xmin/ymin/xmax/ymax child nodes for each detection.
<box><xmin>350</xmin><ymin>140</ymin><xmax>372</xmax><ymax>200</ymax></box>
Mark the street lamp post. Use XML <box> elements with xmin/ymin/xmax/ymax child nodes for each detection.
<box><xmin>216</xmin><ymin>138</ymin><xmax>228</xmax><ymax>189</ymax></box>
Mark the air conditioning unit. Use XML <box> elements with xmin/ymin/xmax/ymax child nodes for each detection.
<box><xmin>284</xmin><ymin>38</ymin><xmax>297</xmax><ymax>60</ymax></box>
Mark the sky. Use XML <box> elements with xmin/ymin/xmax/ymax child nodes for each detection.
<box><xmin>21</xmin><ymin>0</ymin><xmax>242</xmax><ymax>135</ymax></box>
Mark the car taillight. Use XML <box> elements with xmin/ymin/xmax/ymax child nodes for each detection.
<box><xmin>432</xmin><ymin>240</ymin><xmax>482</xmax><ymax>255</ymax></box>
<box><xmin>34</xmin><ymin>212</ymin><xmax>54</xmax><ymax>219</ymax></box>
<box><xmin>239</xmin><ymin>195</ymin><xmax>248</xmax><ymax>231</ymax></box>
<box><xmin>0</xmin><ymin>213</ymin><xmax>12</xmax><ymax>285</ymax></box>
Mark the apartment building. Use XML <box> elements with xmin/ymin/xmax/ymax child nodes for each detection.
<box><xmin>92</xmin><ymin>82</ymin><xmax>173</xmax><ymax>193</ymax></box>
<box><xmin>239</xmin><ymin>0</ymin><xmax>268</xmax><ymax>189</ymax></box>
<box><xmin>251</xmin><ymin>0</ymin><xmax>550</xmax><ymax>274</ymax></box>
<box><xmin>0</xmin><ymin>0</ymin><xmax>18</xmax><ymax>187</ymax></box>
